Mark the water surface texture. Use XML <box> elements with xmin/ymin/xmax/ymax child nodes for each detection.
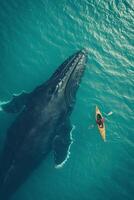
<box><xmin>0</xmin><ymin>0</ymin><xmax>133</xmax><ymax>200</ymax></box>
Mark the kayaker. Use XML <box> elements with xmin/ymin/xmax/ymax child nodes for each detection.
<box><xmin>96</xmin><ymin>114</ymin><xmax>105</xmax><ymax>128</ymax></box>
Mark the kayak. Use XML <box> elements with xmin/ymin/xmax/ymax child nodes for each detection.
<box><xmin>96</xmin><ymin>106</ymin><xmax>106</xmax><ymax>141</ymax></box>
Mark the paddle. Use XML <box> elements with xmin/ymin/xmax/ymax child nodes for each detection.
<box><xmin>104</xmin><ymin>111</ymin><xmax>113</xmax><ymax>116</ymax></box>
<box><xmin>0</xmin><ymin>101</ymin><xmax>3</xmax><ymax>112</ymax></box>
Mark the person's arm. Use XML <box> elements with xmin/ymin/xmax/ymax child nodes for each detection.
<box><xmin>102</xmin><ymin>118</ymin><xmax>105</xmax><ymax>123</ymax></box>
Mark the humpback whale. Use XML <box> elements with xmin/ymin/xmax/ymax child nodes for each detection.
<box><xmin>0</xmin><ymin>50</ymin><xmax>87</xmax><ymax>200</ymax></box>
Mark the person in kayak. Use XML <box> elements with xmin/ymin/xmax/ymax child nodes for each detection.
<box><xmin>96</xmin><ymin>114</ymin><xmax>105</xmax><ymax>128</ymax></box>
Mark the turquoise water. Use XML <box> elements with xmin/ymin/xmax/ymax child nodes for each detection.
<box><xmin>0</xmin><ymin>0</ymin><xmax>134</xmax><ymax>199</ymax></box>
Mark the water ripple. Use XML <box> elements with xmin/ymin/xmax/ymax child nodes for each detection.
<box><xmin>0</xmin><ymin>0</ymin><xmax>133</xmax><ymax>200</ymax></box>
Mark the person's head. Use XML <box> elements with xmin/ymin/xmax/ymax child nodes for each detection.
<box><xmin>97</xmin><ymin>114</ymin><xmax>101</xmax><ymax>120</ymax></box>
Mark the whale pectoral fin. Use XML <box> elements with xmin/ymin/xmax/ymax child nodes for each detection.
<box><xmin>53</xmin><ymin>121</ymin><xmax>73</xmax><ymax>168</ymax></box>
<box><xmin>53</xmin><ymin>135</ymin><xmax>72</xmax><ymax>168</ymax></box>
<box><xmin>1</xmin><ymin>91</ymin><xmax>30</xmax><ymax>113</ymax></box>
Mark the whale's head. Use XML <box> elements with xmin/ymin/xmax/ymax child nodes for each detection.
<box><xmin>50</xmin><ymin>50</ymin><xmax>88</xmax><ymax>106</ymax></box>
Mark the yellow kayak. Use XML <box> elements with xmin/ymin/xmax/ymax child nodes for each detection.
<box><xmin>96</xmin><ymin>106</ymin><xmax>106</xmax><ymax>141</ymax></box>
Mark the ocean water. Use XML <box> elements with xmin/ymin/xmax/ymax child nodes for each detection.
<box><xmin>0</xmin><ymin>0</ymin><xmax>133</xmax><ymax>200</ymax></box>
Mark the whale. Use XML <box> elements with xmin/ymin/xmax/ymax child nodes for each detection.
<box><xmin>0</xmin><ymin>49</ymin><xmax>87</xmax><ymax>200</ymax></box>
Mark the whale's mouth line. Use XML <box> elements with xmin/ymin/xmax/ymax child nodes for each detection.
<box><xmin>65</xmin><ymin>52</ymin><xmax>85</xmax><ymax>92</ymax></box>
<box><xmin>52</xmin><ymin>53</ymin><xmax>78</xmax><ymax>83</ymax></box>
<box><xmin>64</xmin><ymin>52</ymin><xmax>86</xmax><ymax>107</ymax></box>
<box><xmin>57</xmin><ymin>50</ymin><xmax>86</xmax><ymax>85</ymax></box>
<box><xmin>53</xmin><ymin>51</ymin><xmax>86</xmax><ymax>95</ymax></box>
<box><xmin>66</xmin><ymin>52</ymin><xmax>84</xmax><ymax>86</ymax></box>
